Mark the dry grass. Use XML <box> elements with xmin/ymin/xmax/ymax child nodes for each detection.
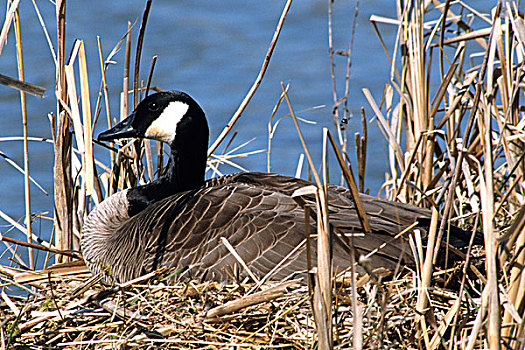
<box><xmin>360</xmin><ymin>1</ymin><xmax>525</xmax><ymax>348</ymax></box>
<box><xmin>0</xmin><ymin>259</ymin><xmax>484</xmax><ymax>349</ymax></box>
<box><xmin>0</xmin><ymin>0</ymin><xmax>524</xmax><ymax>349</ymax></box>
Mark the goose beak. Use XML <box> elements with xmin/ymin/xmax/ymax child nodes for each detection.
<box><xmin>98</xmin><ymin>112</ymin><xmax>138</xmax><ymax>141</ymax></box>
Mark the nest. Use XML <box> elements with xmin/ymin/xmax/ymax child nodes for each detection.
<box><xmin>0</xmin><ymin>256</ymin><xmax>485</xmax><ymax>349</ymax></box>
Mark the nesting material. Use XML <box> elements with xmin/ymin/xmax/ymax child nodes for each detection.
<box><xmin>0</xmin><ymin>257</ymin><xmax>486</xmax><ymax>349</ymax></box>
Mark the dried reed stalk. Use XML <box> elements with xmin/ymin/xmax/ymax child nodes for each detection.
<box><xmin>328</xmin><ymin>0</ymin><xmax>359</xmax><ymax>170</ymax></box>
<box><xmin>13</xmin><ymin>6</ymin><xmax>34</xmax><ymax>270</ymax></box>
<box><xmin>326</xmin><ymin>130</ymin><xmax>371</xmax><ymax>233</ymax></box>
<box><xmin>97</xmin><ymin>37</ymin><xmax>114</xmax><ymax>168</ymax></box>
<box><xmin>0</xmin><ymin>0</ymin><xmax>20</xmax><ymax>55</ymax></box>
<box><xmin>0</xmin><ymin>73</ymin><xmax>45</xmax><ymax>97</ymax></box>
<box><xmin>281</xmin><ymin>84</ymin><xmax>333</xmax><ymax>348</ymax></box>
<box><xmin>132</xmin><ymin>0</ymin><xmax>153</xmax><ymax>107</ymax></box>
<box><xmin>53</xmin><ymin>0</ymin><xmax>73</xmax><ymax>263</ymax></box>
<box><xmin>79</xmin><ymin>41</ymin><xmax>95</xmax><ymax>198</ymax></box>
<box><xmin>355</xmin><ymin>108</ymin><xmax>367</xmax><ymax>192</ymax></box>
<box><xmin>364</xmin><ymin>1</ymin><xmax>525</xmax><ymax>348</ymax></box>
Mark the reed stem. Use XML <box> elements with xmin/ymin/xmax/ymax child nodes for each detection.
<box><xmin>13</xmin><ymin>6</ymin><xmax>34</xmax><ymax>270</ymax></box>
<box><xmin>53</xmin><ymin>0</ymin><xmax>73</xmax><ymax>263</ymax></box>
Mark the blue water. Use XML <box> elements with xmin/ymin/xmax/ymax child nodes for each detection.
<box><xmin>0</xmin><ymin>0</ymin><xmax>494</xmax><ymax>269</ymax></box>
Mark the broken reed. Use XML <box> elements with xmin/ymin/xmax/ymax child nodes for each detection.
<box><xmin>361</xmin><ymin>1</ymin><xmax>525</xmax><ymax>348</ymax></box>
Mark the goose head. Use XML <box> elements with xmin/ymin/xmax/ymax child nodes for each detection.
<box><xmin>98</xmin><ymin>90</ymin><xmax>210</xmax><ymax>194</ymax></box>
<box><xmin>99</xmin><ymin>90</ymin><xmax>209</xmax><ymax>147</ymax></box>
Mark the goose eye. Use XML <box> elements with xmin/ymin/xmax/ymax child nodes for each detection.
<box><xmin>148</xmin><ymin>102</ymin><xmax>159</xmax><ymax>112</ymax></box>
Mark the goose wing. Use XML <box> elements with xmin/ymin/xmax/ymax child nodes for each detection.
<box><xmin>211</xmin><ymin>171</ymin><xmax>432</xmax><ymax>238</ymax></box>
<box><xmin>131</xmin><ymin>173</ymin><xmax>425</xmax><ymax>282</ymax></box>
<box><xmin>139</xmin><ymin>183</ymin><xmax>314</xmax><ymax>281</ymax></box>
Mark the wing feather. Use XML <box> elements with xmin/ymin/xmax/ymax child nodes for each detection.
<box><xmin>120</xmin><ymin>172</ymin><xmax>432</xmax><ymax>282</ymax></box>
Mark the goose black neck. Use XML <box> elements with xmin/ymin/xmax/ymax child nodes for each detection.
<box><xmin>127</xmin><ymin>107</ymin><xmax>209</xmax><ymax>217</ymax></box>
<box><xmin>126</xmin><ymin>151</ymin><xmax>206</xmax><ymax>217</ymax></box>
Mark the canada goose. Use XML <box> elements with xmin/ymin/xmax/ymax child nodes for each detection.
<box><xmin>82</xmin><ymin>90</ymin><xmax>474</xmax><ymax>283</ymax></box>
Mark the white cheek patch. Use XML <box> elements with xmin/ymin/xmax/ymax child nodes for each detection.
<box><xmin>145</xmin><ymin>101</ymin><xmax>189</xmax><ymax>143</ymax></box>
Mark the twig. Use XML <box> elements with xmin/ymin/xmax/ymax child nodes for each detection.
<box><xmin>220</xmin><ymin>237</ymin><xmax>259</xmax><ymax>284</ymax></box>
<box><xmin>0</xmin><ymin>0</ymin><xmax>20</xmax><ymax>55</ymax></box>
<box><xmin>326</xmin><ymin>129</ymin><xmax>371</xmax><ymax>233</ymax></box>
<box><xmin>205</xmin><ymin>280</ymin><xmax>299</xmax><ymax>319</ymax></box>
<box><xmin>0</xmin><ymin>232</ymin><xmax>80</xmax><ymax>260</ymax></box>
<box><xmin>0</xmin><ymin>73</ymin><xmax>45</xmax><ymax>97</ymax></box>
<box><xmin>132</xmin><ymin>0</ymin><xmax>153</xmax><ymax>107</ymax></box>
<box><xmin>145</xmin><ymin>55</ymin><xmax>157</xmax><ymax>96</ymax></box>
